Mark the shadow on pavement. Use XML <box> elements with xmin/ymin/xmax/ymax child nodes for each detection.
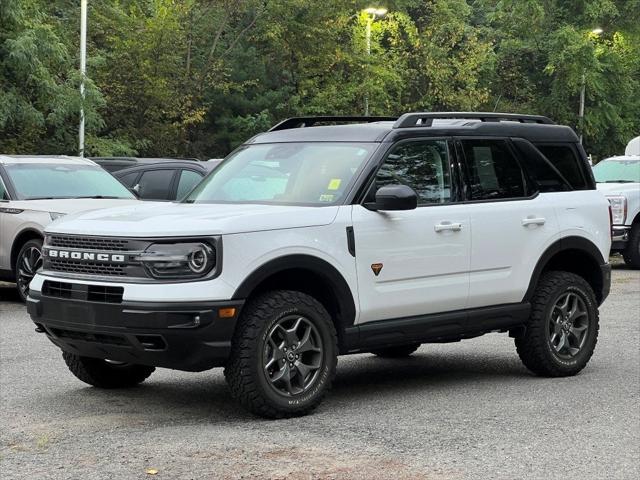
<box><xmin>38</xmin><ymin>350</ymin><xmax>529</xmax><ymax>423</ymax></box>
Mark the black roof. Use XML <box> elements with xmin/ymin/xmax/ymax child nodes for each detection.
<box><xmin>247</xmin><ymin>113</ymin><xmax>579</xmax><ymax>145</ymax></box>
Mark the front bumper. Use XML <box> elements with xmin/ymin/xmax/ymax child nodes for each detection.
<box><xmin>27</xmin><ymin>291</ymin><xmax>244</xmax><ymax>372</ymax></box>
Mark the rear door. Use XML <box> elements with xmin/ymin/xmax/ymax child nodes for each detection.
<box><xmin>457</xmin><ymin>138</ymin><xmax>559</xmax><ymax>309</ymax></box>
<box><xmin>352</xmin><ymin>138</ymin><xmax>471</xmax><ymax>323</ymax></box>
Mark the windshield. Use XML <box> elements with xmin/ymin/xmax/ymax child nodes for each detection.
<box><xmin>5</xmin><ymin>163</ymin><xmax>135</xmax><ymax>200</ymax></box>
<box><xmin>593</xmin><ymin>158</ymin><xmax>640</xmax><ymax>183</ymax></box>
<box><xmin>186</xmin><ymin>143</ymin><xmax>377</xmax><ymax>206</ymax></box>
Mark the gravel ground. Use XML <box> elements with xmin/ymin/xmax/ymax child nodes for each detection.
<box><xmin>0</xmin><ymin>262</ymin><xmax>638</xmax><ymax>479</ymax></box>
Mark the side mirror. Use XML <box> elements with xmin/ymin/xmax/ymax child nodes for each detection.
<box><xmin>366</xmin><ymin>184</ymin><xmax>418</xmax><ymax>211</ymax></box>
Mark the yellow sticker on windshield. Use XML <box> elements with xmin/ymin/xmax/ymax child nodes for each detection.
<box><xmin>327</xmin><ymin>178</ymin><xmax>342</xmax><ymax>190</ymax></box>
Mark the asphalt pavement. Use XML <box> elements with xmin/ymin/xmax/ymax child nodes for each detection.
<box><xmin>0</xmin><ymin>262</ymin><xmax>638</xmax><ymax>479</ymax></box>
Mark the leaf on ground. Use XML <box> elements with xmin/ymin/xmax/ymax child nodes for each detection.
<box><xmin>145</xmin><ymin>468</ymin><xmax>159</xmax><ymax>475</ymax></box>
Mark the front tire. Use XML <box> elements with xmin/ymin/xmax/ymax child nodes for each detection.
<box><xmin>623</xmin><ymin>223</ymin><xmax>640</xmax><ymax>269</ymax></box>
<box><xmin>63</xmin><ymin>352</ymin><xmax>155</xmax><ymax>388</ymax></box>
<box><xmin>15</xmin><ymin>238</ymin><xmax>43</xmax><ymax>303</ymax></box>
<box><xmin>225</xmin><ymin>290</ymin><xmax>337</xmax><ymax>419</ymax></box>
<box><xmin>515</xmin><ymin>271</ymin><xmax>599</xmax><ymax>377</ymax></box>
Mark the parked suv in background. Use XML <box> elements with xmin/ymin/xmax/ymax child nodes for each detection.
<box><xmin>27</xmin><ymin>113</ymin><xmax>611</xmax><ymax>418</ymax></box>
<box><xmin>0</xmin><ymin>155</ymin><xmax>138</xmax><ymax>301</ymax></box>
<box><xmin>114</xmin><ymin>160</ymin><xmax>220</xmax><ymax>201</ymax></box>
<box><xmin>593</xmin><ymin>155</ymin><xmax>640</xmax><ymax>268</ymax></box>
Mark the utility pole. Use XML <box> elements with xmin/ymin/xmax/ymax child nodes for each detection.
<box><xmin>79</xmin><ymin>0</ymin><xmax>87</xmax><ymax>157</ymax></box>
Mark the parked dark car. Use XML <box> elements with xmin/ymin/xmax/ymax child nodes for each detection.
<box><xmin>92</xmin><ymin>157</ymin><xmax>200</xmax><ymax>173</ymax></box>
<box><xmin>113</xmin><ymin>160</ymin><xmax>221</xmax><ymax>201</ymax></box>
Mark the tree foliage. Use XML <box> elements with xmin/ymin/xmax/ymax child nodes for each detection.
<box><xmin>1</xmin><ymin>0</ymin><xmax>638</xmax><ymax>159</ymax></box>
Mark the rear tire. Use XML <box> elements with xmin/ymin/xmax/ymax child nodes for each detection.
<box><xmin>515</xmin><ymin>271</ymin><xmax>599</xmax><ymax>377</ymax></box>
<box><xmin>225</xmin><ymin>290</ymin><xmax>337</xmax><ymax>419</ymax></box>
<box><xmin>623</xmin><ymin>223</ymin><xmax>640</xmax><ymax>269</ymax></box>
<box><xmin>371</xmin><ymin>343</ymin><xmax>420</xmax><ymax>358</ymax></box>
<box><xmin>63</xmin><ymin>352</ymin><xmax>155</xmax><ymax>388</ymax></box>
<box><xmin>15</xmin><ymin>238</ymin><xmax>43</xmax><ymax>303</ymax></box>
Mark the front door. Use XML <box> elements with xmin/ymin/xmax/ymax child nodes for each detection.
<box><xmin>352</xmin><ymin>139</ymin><xmax>471</xmax><ymax>324</ymax></box>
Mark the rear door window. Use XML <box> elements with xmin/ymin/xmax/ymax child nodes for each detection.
<box><xmin>534</xmin><ymin>144</ymin><xmax>588</xmax><ymax>190</ymax></box>
<box><xmin>459</xmin><ymin>139</ymin><xmax>528</xmax><ymax>200</ymax></box>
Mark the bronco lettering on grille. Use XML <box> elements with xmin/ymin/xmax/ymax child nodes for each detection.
<box><xmin>46</xmin><ymin>249</ymin><xmax>126</xmax><ymax>263</ymax></box>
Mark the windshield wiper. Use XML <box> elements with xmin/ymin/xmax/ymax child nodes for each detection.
<box><xmin>600</xmin><ymin>180</ymin><xmax>635</xmax><ymax>183</ymax></box>
<box><xmin>71</xmin><ymin>195</ymin><xmax>125</xmax><ymax>199</ymax></box>
<box><xmin>24</xmin><ymin>196</ymin><xmax>58</xmax><ymax>200</ymax></box>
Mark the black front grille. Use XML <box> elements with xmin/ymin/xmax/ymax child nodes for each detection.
<box><xmin>48</xmin><ymin>259</ymin><xmax>127</xmax><ymax>277</ymax></box>
<box><xmin>48</xmin><ymin>235</ymin><xmax>130</xmax><ymax>251</ymax></box>
<box><xmin>87</xmin><ymin>285</ymin><xmax>124</xmax><ymax>303</ymax></box>
<box><xmin>43</xmin><ymin>280</ymin><xmax>124</xmax><ymax>303</ymax></box>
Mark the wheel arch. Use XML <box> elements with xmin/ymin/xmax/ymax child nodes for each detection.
<box><xmin>232</xmin><ymin>255</ymin><xmax>357</xmax><ymax>351</ymax></box>
<box><xmin>10</xmin><ymin>228</ymin><xmax>43</xmax><ymax>274</ymax></box>
<box><xmin>523</xmin><ymin>236</ymin><xmax>607</xmax><ymax>305</ymax></box>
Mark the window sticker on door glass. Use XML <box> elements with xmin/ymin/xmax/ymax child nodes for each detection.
<box><xmin>327</xmin><ymin>178</ymin><xmax>342</xmax><ymax>190</ymax></box>
<box><xmin>319</xmin><ymin>194</ymin><xmax>335</xmax><ymax>202</ymax></box>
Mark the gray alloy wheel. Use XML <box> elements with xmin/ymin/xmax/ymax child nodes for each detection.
<box><xmin>16</xmin><ymin>239</ymin><xmax>43</xmax><ymax>302</ymax></box>
<box><xmin>547</xmin><ymin>292</ymin><xmax>589</xmax><ymax>360</ymax></box>
<box><xmin>262</xmin><ymin>315</ymin><xmax>324</xmax><ymax>396</ymax></box>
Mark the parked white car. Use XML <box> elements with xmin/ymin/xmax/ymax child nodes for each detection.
<box><xmin>0</xmin><ymin>155</ymin><xmax>139</xmax><ymax>300</ymax></box>
<box><xmin>594</xmin><ymin>155</ymin><xmax>640</xmax><ymax>268</ymax></box>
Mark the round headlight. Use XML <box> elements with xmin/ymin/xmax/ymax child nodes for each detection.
<box><xmin>188</xmin><ymin>246</ymin><xmax>210</xmax><ymax>273</ymax></box>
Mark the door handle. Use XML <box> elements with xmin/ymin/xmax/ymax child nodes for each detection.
<box><xmin>522</xmin><ymin>217</ymin><xmax>546</xmax><ymax>226</ymax></box>
<box><xmin>434</xmin><ymin>222</ymin><xmax>463</xmax><ymax>232</ymax></box>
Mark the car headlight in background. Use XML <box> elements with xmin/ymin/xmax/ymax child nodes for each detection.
<box><xmin>133</xmin><ymin>242</ymin><xmax>216</xmax><ymax>279</ymax></box>
<box><xmin>606</xmin><ymin>196</ymin><xmax>627</xmax><ymax>225</ymax></box>
<box><xmin>49</xmin><ymin>212</ymin><xmax>66</xmax><ymax>221</ymax></box>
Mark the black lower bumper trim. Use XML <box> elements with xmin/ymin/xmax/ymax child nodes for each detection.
<box><xmin>600</xmin><ymin>263</ymin><xmax>612</xmax><ymax>304</ymax></box>
<box><xmin>27</xmin><ymin>292</ymin><xmax>244</xmax><ymax>372</ymax></box>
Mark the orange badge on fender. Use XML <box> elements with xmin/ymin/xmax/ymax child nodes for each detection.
<box><xmin>371</xmin><ymin>263</ymin><xmax>383</xmax><ymax>276</ymax></box>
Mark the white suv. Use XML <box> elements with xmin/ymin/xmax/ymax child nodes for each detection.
<box><xmin>27</xmin><ymin>113</ymin><xmax>612</xmax><ymax>418</ymax></box>
<box><xmin>0</xmin><ymin>155</ymin><xmax>139</xmax><ymax>301</ymax></box>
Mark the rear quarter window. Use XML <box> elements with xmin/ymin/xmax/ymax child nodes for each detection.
<box><xmin>534</xmin><ymin>144</ymin><xmax>589</xmax><ymax>190</ymax></box>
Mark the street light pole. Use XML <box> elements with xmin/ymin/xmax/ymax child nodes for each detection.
<box><xmin>79</xmin><ymin>0</ymin><xmax>87</xmax><ymax>157</ymax></box>
<box><xmin>578</xmin><ymin>70</ymin><xmax>586</xmax><ymax>144</ymax></box>
<box><xmin>578</xmin><ymin>28</ymin><xmax>603</xmax><ymax>145</ymax></box>
<box><xmin>362</xmin><ymin>7</ymin><xmax>387</xmax><ymax>116</ymax></box>
<box><xmin>364</xmin><ymin>15</ymin><xmax>372</xmax><ymax>116</ymax></box>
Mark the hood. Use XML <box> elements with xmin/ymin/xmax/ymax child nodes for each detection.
<box><xmin>45</xmin><ymin>202</ymin><xmax>340</xmax><ymax>237</ymax></box>
<box><xmin>596</xmin><ymin>182</ymin><xmax>640</xmax><ymax>196</ymax></box>
<box><xmin>9</xmin><ymin>198</ymin><xmax>139</xmax><ymax>215</ymax></box>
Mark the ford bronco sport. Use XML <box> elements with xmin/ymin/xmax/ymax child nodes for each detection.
<box><xmin>27</xmin><ymin>113</ymin><xmax>612</xmax><ymax>418</ymax></box>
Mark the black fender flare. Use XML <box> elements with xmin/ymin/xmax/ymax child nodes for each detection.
<box><xmin>523</xmin><ymin>235</ymin><xmax>606</xmax><ymax>302</ymax></box>
<box><xmin>232</xmin><ymin>254</ymin><xmax>357</xmax><ymax>329</ymax></box>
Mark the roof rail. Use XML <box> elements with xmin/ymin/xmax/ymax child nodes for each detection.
<box><xmin>393</xmin><ymin>112</ymin><xmax>555</xmax><ymax>129</ymax></box>
<box><xmin>269</xmin><ymin>116</ymin><xmax>398</xmax><ymax>132</ymax></box>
